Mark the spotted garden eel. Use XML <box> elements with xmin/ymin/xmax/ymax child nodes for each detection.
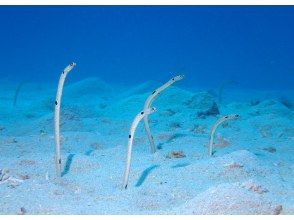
<box><xmin>123</xmin><ymin>107</ymin><xmax>157</xmax><ymax>189</ymax></box>
<box><xmin>143</xmin><ymin>75</ymin><xmax>184</xmax><ymax>153</ymax></box>
<box><xmin>208</xmin><ymin>114</ymin><xmax>240</xmax><ymax>156</ymax></box>
<box><xmin>54</xmin><ymin>62</ymin><xmax>76</xmax><ymax>177</ymax></box>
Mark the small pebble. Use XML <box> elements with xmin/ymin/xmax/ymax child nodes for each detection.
<box><xmin>263</xmin><ymin>147</ymin><xmax>276</xmax><ymax>153</ymax></box>
<box><xmin>18</xmin><ymin>207</ymin><xmax>26</xmax><ymax>215</ymax></box>
<box><xmin>166</xmin><ymin>151</ymin><xmax>186</xmax><ymax>159</ymax></box>
<box><xmin>248</xmin><ymin>185</ymin><xmax>269</xmax><ymax>194</ymax></box>
<box><xmin>1</xmin><ymin>174</ymin><xmax>10</xmax><ymax>182</ymax></box>
<box><xmin>17</xmin><ymin>174</ymin><xmax>30</xmax><ymax>180</ymax></box>
<box><xmin>273</xmin><ymin>205</ymin><xmax>283</xmax><ymax>215</ymax></box>
<box><xmin>7</xmin><ymin>138</ymin><xmax>17</xmax><ymax>144</ymax></box>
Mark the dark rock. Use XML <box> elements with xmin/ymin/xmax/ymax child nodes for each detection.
<box><xmin>197</xmin><ymin>102</ymin><xmax>220</xmax><ymax>118</ymax></box>
<box><xmin>184</xmin><ymin>91</ymin><xmax>216</xmax><ymax>110</ymax></box>
<box><xmin>263</xmin><ymin>147</ymin><xmax>276</xmax><ymax>153</ymax></box>
<box><xmin>273</xmin><ymin>205</ymin><xmax>283</xmax><ymax>215</ymax></box>
<box><xmin>250</xmin><ymin>100</ymin><xmax>260</xmax><ymax>106</ymax></box>
<box><xmin>18</xmin><ymin>207</ymin><xmax>26</xmax><ymax>215</ymax></box>
<box><xmin>279</xmin><ymin>97</ymin><xmax>293</xmax><ymax>109</ymax></box>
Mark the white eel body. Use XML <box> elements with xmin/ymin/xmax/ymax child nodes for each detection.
<box><xmin>143</xmin><ymin>75</ymin><xmax>184</xmax><ymax>153</ymax></box>
<box><xmin>54</xmin><ymin>62</ymin><xmax>76</xmax><ymax>177</ymax></box>
<box><xmin>123</xmin><ymin>107</ymin><xmax>157</xmax><ymax>189</ymax></box>
<box><xmin>208</xmin><ymin>114</ymin><xmax>239</xmax><ymax>157</ymax></box>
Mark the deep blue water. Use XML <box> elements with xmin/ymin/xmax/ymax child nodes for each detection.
<box><xmin>0</xmin><ymin>6</ymin><xmax>293</xmax><ymax>90</ymax></box>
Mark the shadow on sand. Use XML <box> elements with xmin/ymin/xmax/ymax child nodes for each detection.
<box><xmin>135</xmin><ymin>165</ymin><xmax>160</xmax><ymax>187</ymax></box>
<box><xmin>61</xmin><ymin>153</ymin><xmax>75</xmax><ymax>177</ymax></box>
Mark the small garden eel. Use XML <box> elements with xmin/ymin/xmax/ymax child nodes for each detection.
<box><xmin>143</xmin><ymin>75</ymin><xmax>184</xmax><ymax>153</ymax></box>
<box><xmin>54</xmin><ymin>62</ymin><xmax>76</xmax><ymax>177</ymax></box>
<box><xmin>208</xmin><ymin>114</ymin><xmax>240</xmax><ymax>157</ymax></box>
<box><xmin>123</xmin><ymin>107</ymin><xmax>157</xmax><ymax>189</ymax></box>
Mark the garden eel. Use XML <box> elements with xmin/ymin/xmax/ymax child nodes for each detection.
<box><xmin>54</xmin><ymin>62</ymin><xmax>76</xmax><ymax>177</ymax></box>
<box><xmin>143</xmin><ymin>75</ymin><xmax>184</xmax><ymax>153</ymax></box>
<box><xmin>123</xmin><ymin>107</ymin><xmax>156</xmax><ymax>189</ymax></box>
<box><xmin>13</xmin><ymin>81</ymin><xmax>26</xmax><ymax>107</ymax></box>
<box><xmin>208</xmin><ymin>114</ymin><xmax>239</xmax><ymax>156</ymax></box>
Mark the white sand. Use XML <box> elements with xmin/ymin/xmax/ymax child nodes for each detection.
<box><xmin>0</xmin><ymin>78</ymin><xmax>293</xmax><ymax>214</ymax></box>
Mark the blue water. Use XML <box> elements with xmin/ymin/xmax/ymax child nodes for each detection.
<box><xmin>1</xmin><ymin>6</ymin><xmax>294</xmax><ymax>215</ymax></box>
<box><xmin>0</xmin><ymin>6</ymin><xmax>293</xmax><ymax>90</ymax></box>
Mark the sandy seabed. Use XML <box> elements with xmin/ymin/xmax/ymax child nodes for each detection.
<box><xmin>0</xmin><ymin>77</ymin><xmax>293</xmax><ymax>214</ymax></box>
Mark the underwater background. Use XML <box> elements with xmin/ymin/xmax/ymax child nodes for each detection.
<box><xmin>0</xmin><ymin>6</ymin><xmax>293</xmax><ymax>89</ymax></box>
<box><xmin>0</xmin><ymin>5</ymin><xmax>293</xmax><ymax>215</ymax></box>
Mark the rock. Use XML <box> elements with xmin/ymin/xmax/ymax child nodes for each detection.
<box><xmin>90</xmin><ymin>142</ymin><xmax>103</xmax><ymax>150</ymax></box>
<box><xmin>197</xmin><ymin>102</ymin><xmax>220</xmax><ymax>118</ymax></box>
<box><xmin>19</xmin><ymin>160</ymin><xmax>36</xmax><ymax>166</ymax></box>
<box><xmin>160</xmin><ymin>109</ymin><xmax>176</xmax><ymax>117</ymax></box>
<box><xmin>214</xmin><ymin>135</ymin><xmax>231</xmax><ymax>148</ymax></box>
<box><xmin>225</xmin><ymin>162</ymin><xmax>244</xmax><ymax>169</ymax></box>
<box><xmin>279</xmin><ymin>96</ymin><xmax>293</xmax><ymax>109</ymax></box>
<box><xmin>166</xmin><ymin>151</ymin><xmax>186</xmax><ymax>159</ymax></box>
<box><xmin>273</xmin><ymin>205</ymin><xmax>283</xmax><ymax>215</ymax></box>
<box><xmin>0</xmin><ymin>169</ymin><xmax>10</xmax><ymax>182</ymax></box>
<box><xmin>253</xmin><ymin>100</ymin><xmax>291</xmax><ymax>115</ymax></box>
<box><xmin>259</xmin><ymin>125</ymin><xmax>272</xmax><ymax>138</ymax></box>
<box><xmin>184</xmin><ymin>91</ymin><xmax>216</xmax><ymax>111</ymax></box>
<box><xmin>248</xmin><ymin>185</ymin><xmax>269</xmax><ymax>194</ymax></box>
<box><xmin>250</xmin><ymin>100</ymin><xmax>260</xmax><ymax>106</ymax></box>
<box><xmin>6</xmin><ymin>138</ymin><xmax>17</xmax><ymax>144</ymax></box>
<box><xmin>17</xmin><ymin>174</ymin><xmax>30</xmax><ymax>180</ymax></box>
<box><xmin>263</xmin><ymin>147</ymin><xmax>277</xmax><ymax>153</ymax></box>
<box><xmin>18</xmin><ymin>207</ymin><xmax>26</xmax><ymax>215</ymax></box>
<box><xmin>242</xmin><ymin>181</ymin><xmax>269</xmax><ymax>194</ymax></box>
<box><xmin>169</xmin><ymin>122</ymin><xmax>182</xmax><ymax>129</ymax></box>
<box><xmin>190</xmin><ymin>124</ymin><xmax>206</xmax><ymax>134</ymax></box>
